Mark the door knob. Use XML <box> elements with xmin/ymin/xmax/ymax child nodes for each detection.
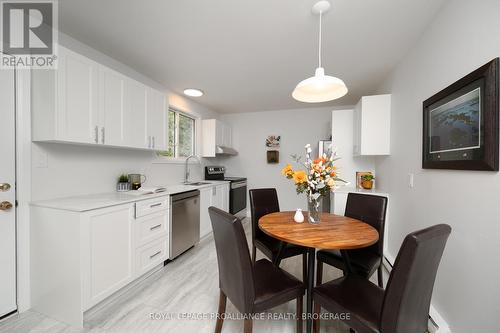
<box><xmin>0</xmin><ymin>201</ymin><xmax>13</xmax><ymax>211</ymax></box>
<box><xmin>0</xmin><ymin>183</ymin><xmax>11</xmax><ymax>191</ymax></box>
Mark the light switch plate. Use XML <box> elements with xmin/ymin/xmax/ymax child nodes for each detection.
<box><xmin>408</xmin><ymin>173</ymin><xmax>414</xmax><ymax>188</ymax></box>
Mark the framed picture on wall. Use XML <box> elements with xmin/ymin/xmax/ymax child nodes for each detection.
<box><xmin>422</xmin><ymin>58</ymin><xmax>499</xmax><ymax>171</ymax></box>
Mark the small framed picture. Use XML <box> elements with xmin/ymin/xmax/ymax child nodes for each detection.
<box><xmin>267</xmin><ymin>150</ymin><xmax>279</xmax><ymax>164</ymax></box>
<box><xmin>422</xmin><ymin>58</ymin><xmax>499</xmax><ymax>171</ymax></box>
<box><xmin>266</xmin><ymin>135</ymin><xmax>281</xmax><ymax>148</ymax></box>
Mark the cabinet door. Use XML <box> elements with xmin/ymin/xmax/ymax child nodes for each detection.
<box><xmin>85</xmin><ymin>205</ymin><xmax>133</xmax><ymax>308</ymax></box>
<box><xmin>57</xmin><ymin>47</ymin><xmax>100</xmax><ymax>144</ymax></box>
<box><xmin>199</xmin><ymin>188</ymin><xmax>212</xmax><ymax>238</ymax></box>
<box><xmin>146</xmin><ymin>88</ymin><xmax>166</xmax><ymax>150</ymax></box>
<box><xmin>223</xmin><ymin>125</ymin><xmax>232</xmax><ymax>148</ymax></box>
<box><xmin>215</xmin><ymin>120</ymin><xmax>224</xmax><ymax>147</ymax></box>
<box><xmin>219</xmin><ymin>184</ymin><xmax>230</xmax><ymax>212</ymax></box>
<box><xmin>124</xmin><ymin>79</ymin><xmax>147</xmax><ymax>148</ymax></box>
<box><xmin>100</xmin><ymin>68</ymin><xmax>125</xmax><ymax>146</ymax></box>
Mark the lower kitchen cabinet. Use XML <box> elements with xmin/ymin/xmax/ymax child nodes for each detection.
<box><xmin>199</xmin><ymin>183</ymin><xmax>230</xmax><ymax>238</ymax></box>
<box><xmin>30</xmin><ymin>195</ymin><xmax>170</xmax><ymax>329</ymax></box>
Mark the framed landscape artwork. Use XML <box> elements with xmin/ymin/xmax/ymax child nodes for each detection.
<box><xmin>422</xmin><ymin>58</ymin><xmax>499</xmax><ymax>171</ymax></box>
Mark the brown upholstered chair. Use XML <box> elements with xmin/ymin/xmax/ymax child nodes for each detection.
<box><xmin>249</xmin><ymin>188</ymin><xmax>307</xmax><ymax>280</ymax></box>
<box><xmin>316</xmin><ymin>193</ymin><xmax>388</xmax><ymax>287</ymax></box>
<box><xmin>313</xmin><ymin>224</ymin><xmax>451</xmax><ymax>333</ymax></box>
<box><xmin>209</xmin><ymin>206</ymin><xmax>305</xmax><ymax>333</ymax></box>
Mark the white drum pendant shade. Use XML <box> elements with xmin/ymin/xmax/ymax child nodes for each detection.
<box><xmin>292</xmin><ymin>1</ymin><xmax>348</xmax><ymax>103</ymax></box>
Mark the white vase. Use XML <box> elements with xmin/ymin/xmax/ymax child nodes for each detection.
<box><xmin>294</xmin><ymin>208</ymin><xmax>304</xmax><ymax>223</ymax></box>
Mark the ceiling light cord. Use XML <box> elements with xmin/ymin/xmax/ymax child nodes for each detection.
<box><xmin>318</xmin><ymin>10</ymin><xmax>322</xmax><ymax>69</ymax></box>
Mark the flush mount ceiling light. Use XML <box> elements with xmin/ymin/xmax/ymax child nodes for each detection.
<box><xmin>292</xmin><ymin>0</ymin><xmax>348</xmax><ymax>103</ymax></box>
<box><xmin>183</xmin><ymin>88</ymin><xmax>204</xmax><ymax>97</ymax></box>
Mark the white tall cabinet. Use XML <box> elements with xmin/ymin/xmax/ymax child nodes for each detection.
<box><xmin>32</xmin><ymin>46</ymin><xmax>166</xmax><ymax>151</ymax></box>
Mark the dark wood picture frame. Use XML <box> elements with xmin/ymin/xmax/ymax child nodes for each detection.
<box><xmin>422</xmin><ymin>58</ymin><xmax>499</xmax><ymax>171</ymax></box>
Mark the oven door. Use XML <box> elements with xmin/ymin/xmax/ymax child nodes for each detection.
<box><xmin>230</xmin><ymin>181</ymin><xmax>247</xmax><ymax>214</ymax></box>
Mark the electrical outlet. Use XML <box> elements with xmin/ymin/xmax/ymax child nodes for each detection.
<box><xmin>408</xmin><ymin>173</ymin><xmax>414</xmax><ymax>188</ymax></box>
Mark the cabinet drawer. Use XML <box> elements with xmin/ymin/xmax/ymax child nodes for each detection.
<box><xmin>136</xmin><ymin>212</ymin><xmax>168</xmax><ymax>247</ymax></box>
<box><xmin>135</xmin><ymin>237</ymin><xmax>168</xmax><ymax>277</ymax></box>
<box><xmin>135</xmin><ymin>196</ymin><xmax>169</xmax><ymax>218</ymax></box>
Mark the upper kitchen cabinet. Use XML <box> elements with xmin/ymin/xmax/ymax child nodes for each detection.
<box><xmin>146</xmin><ymin>87</ymin><xmax>167</xmax><ymax>151</ymax></box>
<box><xmin>32</xmin><ymin>46</ymin><xmax>166</xmax><ymax>151</ymax></box>
<box><xmin>32</xmin><ymin>46</ymin><xmax>100</xmax><ymax>144</ymax></box>
<box><xmin>202</xmin><ymin>119</ymin><xmax>235</xmax><ymax>157</ymax></box>
<box><xmin>353</xmin><ymin>94</ymin><xmax>391</xmax><ymax>155</ymax></box>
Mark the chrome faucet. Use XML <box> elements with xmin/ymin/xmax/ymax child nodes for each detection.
<box><xmin>184</xmin><ymin>154</ymin><xmax>201</xmax><ymax>184</ymax></box>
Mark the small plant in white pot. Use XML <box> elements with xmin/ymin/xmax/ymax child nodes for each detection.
<box><xmin>117</xmin><ymin>174</ymin><xmax>130</xmax><ymax>192</ymax></box>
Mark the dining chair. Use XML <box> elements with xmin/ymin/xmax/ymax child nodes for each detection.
<box><xmin>249</xmin><ymin>188</ymin><xmax>308</xmax><ymax>280</ymax></box>
<box><xmin>312</xmin><ymin>224</ymin><xmax>451</xmax><ymax>333</ymax></box>
<box><xmin>209</xmin><ymin>206</ymin><xmax>305</xmax><ymax>333</ymax></box>
<box><xmin>316</xmin><ymin>193</ymin><xmax>388</xmax><ymax>287</ymax></box>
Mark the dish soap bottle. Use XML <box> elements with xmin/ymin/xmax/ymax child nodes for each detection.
<box><xmin>294</xmin><ymin>208</ymin><xmax>304</xmax><ymax>223</ymax></box>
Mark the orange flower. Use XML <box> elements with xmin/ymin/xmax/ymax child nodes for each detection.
<box><xmin>292</xmin><ymin>170</ymin><xmax>307</xmax><ymax>184</ymax></box>
<box><xmin>281</xmin><ymin>164</ymin><xmax>293</xmax><ymax>177</ymax></box>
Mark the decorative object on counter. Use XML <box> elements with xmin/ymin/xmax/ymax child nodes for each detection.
<box><xmin>294</xmin><ymin>208</ymin><xmax>305</xmax><ymax>223</ymax></box>
<box><xmin>116</xmin><ymin>174</ymin><xmax>130</xmax><ymax>192</ymax></box>
<box><xmin>360</xmin><ymin>174</ymin><xmax>375</xmax><ymax>189</ymax></box>
<box><xmin>266</xmin><ymin>135</ymin><xmax>281</xmax><ymax>148</ymax></box>
<box><xmin>282</xmin><ymin>143</ymin><xmax>346</xmax><ymax>224</ymax></box>
<box><xmin>356</xmin><ymin>171</ymin><xmax>373</xmax><ymax>189</ymax></box>
<box><xmin>267</xmin><ymin>150</ymin><xmax>279</xmax><ymax>164</ymax></box>
<box><xmin>423</xmin><ymin>58</ymin><xmax>499</xmax><ymax>171</ymax></box>
<box><xmin>128</xmin><ymin>174</ymin><xmax>146</xmax><ymax>190</ymax></box>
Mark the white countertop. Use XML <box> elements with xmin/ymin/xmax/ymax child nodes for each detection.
<box><xmin>30</xmin><ymin>180</ymin><xmax>230</xmax><ymax>212</ymax></box>
<box><xmin>333</xmin><ymin>186</ymin><xmax>389</xmax><ymax>197</ymax></box>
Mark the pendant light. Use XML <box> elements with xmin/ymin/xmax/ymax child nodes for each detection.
<box><xmin>292</xmin><ymin>0</ymin><xmax>348</xmax><ymax>103</ymax></box>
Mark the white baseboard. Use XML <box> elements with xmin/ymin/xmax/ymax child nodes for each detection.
<box><xmin>382</xmin><ymin>253</ymin><xmax>451</xmax><ymax>333</ymax></box>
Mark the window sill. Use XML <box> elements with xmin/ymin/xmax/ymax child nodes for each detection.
<box><xmin>153</xmin><ymin>156</ymin><xmax>203</xmax><ymax>165</ymax></box>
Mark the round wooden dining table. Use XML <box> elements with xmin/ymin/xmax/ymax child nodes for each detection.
<box><xmin>259</xmin><ymin>211</ymin><xmax>379</xmax><ymax>333</ymax></box>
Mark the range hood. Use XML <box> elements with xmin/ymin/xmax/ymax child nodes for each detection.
<box><xmin>216</xmin><ymin>146</ymin><xmax>238</xmax><ymax>155</ymax></box>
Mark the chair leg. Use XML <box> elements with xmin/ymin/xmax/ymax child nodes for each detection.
<box><xmin>316</xmin><ymin>260</ymin><xmax>323</xmax><ymax>285</ymax></box>
<box><xmin>302</xmin><ymin>253</ymin><xmax>308</xmax><ymax>283</ymax></box>
<box><xmin>215</xmin><ymin>290</ymin><xmax>227</xmax><ymax>333</ymax></box>
<box><xmin>377</xmin><ymin>266</ymin><xmax>384</xmax><ymax>288</ymax></box>
<box><xmin>350</xmin><ymin>329</ymin><xmax>355</xmax><ymax>333</ymax></box>
<box><xmin>296</xmin><ymin>295</ymin><xmax>303</xmax><ymax>333</ymax></box>
<box><xmin>252</xmin><ymin>245</ymin><xmax>256</xmax><ymax>264</ymax></box>
<box><xmin>313</xmin><ymin>302</ymin><xmax>321</xmax><ymax>333</ymax></box>
<box><xmin>244</xmin><ymin>319</ymin><xmax>253</xmax><ymax>333</ymax></box>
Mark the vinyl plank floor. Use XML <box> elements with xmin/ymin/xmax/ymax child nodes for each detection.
<box><xmin>0</xmin><ymin>219</ymin><xmax>355</xmax><ymax>333</ymax></box>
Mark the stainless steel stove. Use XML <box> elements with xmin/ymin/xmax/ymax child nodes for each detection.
<box><xmin>205</xmin><ymin>166</ymin><xmax>247</xmax><ymax>215</ymax></box>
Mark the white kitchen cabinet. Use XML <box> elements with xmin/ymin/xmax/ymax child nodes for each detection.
<box><xmin>32</xmin><ymin>46</ymin><xmax>100</xmax><ymax>144</ymax></box>
<box><xmin>30</xmin><ymin>194</ymin><xmax>170</xmax><ymax>329</ymax></box>
<box><xmin>146</xmin><ymin>87</ymin><xmax>167</xmax><ymax>150</ymax></box>
<box><xmin>202</xmin><ymin>119</ymin><xmax>233</xmax><ymax>157</ymax></box>
<box><xmin>84</xmin><ymin>205</ymin><xmax>134</xmax><ymax>307</ymax></box>
<box><xmin>32</xmin><ymin>46</ymin><xmax>166</xmax><ymax>151</ymax></box>
<box><xmin>353</xmin><ymin>94</ymin><xmax>391</xmax><ymax>156</ymax></box>
<box><xmin>199</xmin><ymin>183</ymin><xmax>230</xmax><ymax>238</ymax></box>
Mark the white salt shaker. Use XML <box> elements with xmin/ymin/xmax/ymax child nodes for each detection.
<box><xmin>294</xmin><ymin>208</ymin><xmax>304</xmax><ymax>223</ymax></box>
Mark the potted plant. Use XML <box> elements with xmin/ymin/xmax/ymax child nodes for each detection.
<box><xmin>360</xmin><ymin>174</ymin><xmax>375</xmax><ymax>190</ymax></box>
<box><xmin>117</xmin><ymin>174</ymin><xmax>130</xmax><ymax>192</ymax></box>
<box><xmin>282</xmin><ymin>144</ymin><xmax>346</xmax><ymax>224</ymax></box>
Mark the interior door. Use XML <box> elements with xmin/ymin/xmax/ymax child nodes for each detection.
<box><xmin>0</xmin><ymin>63</ymin><xmax>17</xmax><ymax>317</ymax></box>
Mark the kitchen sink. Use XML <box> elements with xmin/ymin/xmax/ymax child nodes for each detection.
<box><xmin>184</xmin><ymin>182</ymin><xmax>211</xmax><ymax>186</ymax></box>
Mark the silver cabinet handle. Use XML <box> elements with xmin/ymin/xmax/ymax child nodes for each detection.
<box><xmin>148</xmin><ymin>136</ymin><xmax>151</xmax><ymax>149</ymax></box>
<box><xmin>152</xmin><ymin>136</ymin><xmax>155</xmax><ymax>149</ymax></box>
<box><xmin>150</xmin><ymin>203</ymin><xmax>162</xmax><ymax>208</ymax></box>
<box><xmin>94</xmin><ymin>126</ymin><xmax>99</xmax><ymax>143</ymax></box>
<box><xmin>150</xmin><ymin>224</ymin><xmax>162</xmax><ymax>231</ymax></box>
<box><xmin>212</xmin><ymin>186</ymin><xmax>217</xmax><ymax>195</ymax></box>
<box><xmin>149</xmin><ymin>251</ymin><xmax>162</xmax><ymax>259</ymax></box>
<box><xmin>101</xmin><ymin>127</ymin><xmax>105</xmax><ymax>144</ymax></box>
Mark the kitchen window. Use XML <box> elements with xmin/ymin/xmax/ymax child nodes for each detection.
<box><xmin>158</xmin><ymin>109</ymin><xmax>196</xmax><ymax>158</ymax></box>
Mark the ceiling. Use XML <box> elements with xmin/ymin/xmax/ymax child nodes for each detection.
<box><xmin>59</xmin><ymin>0</ymin><xmax>445</xmax><ymax>113</ymax></box>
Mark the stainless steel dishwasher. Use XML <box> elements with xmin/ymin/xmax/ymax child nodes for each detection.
<box><xmin>169</xmin><ymin>190</ymin><xmax>200</xmax><ymax>259</ymax></box>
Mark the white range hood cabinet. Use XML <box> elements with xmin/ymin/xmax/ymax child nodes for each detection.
<box><xmin>202</xmin><ymin>119</ymin><xmax>237</xmax><ymax>157</ymax></box>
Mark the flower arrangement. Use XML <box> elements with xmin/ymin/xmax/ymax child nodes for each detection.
<box><xmin>282</xmin><ymin>144</ymin><xmax>345</xmax><ymax>223</ymax></box>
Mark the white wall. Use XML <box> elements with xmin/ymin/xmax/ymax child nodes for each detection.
<box><xmin>31</xmin><ymin>33</ymin><xmax>221</xmax><ymax>201</ymax></box>
<box><xmin>221</xmin><ymin>107</ymin><xmax>348</xmax><ymax>211</ymax></box>
<box><xmin>375</xmin><ymin>0</ymin><xmax>500</xmax><ymax>331</ymax></box>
